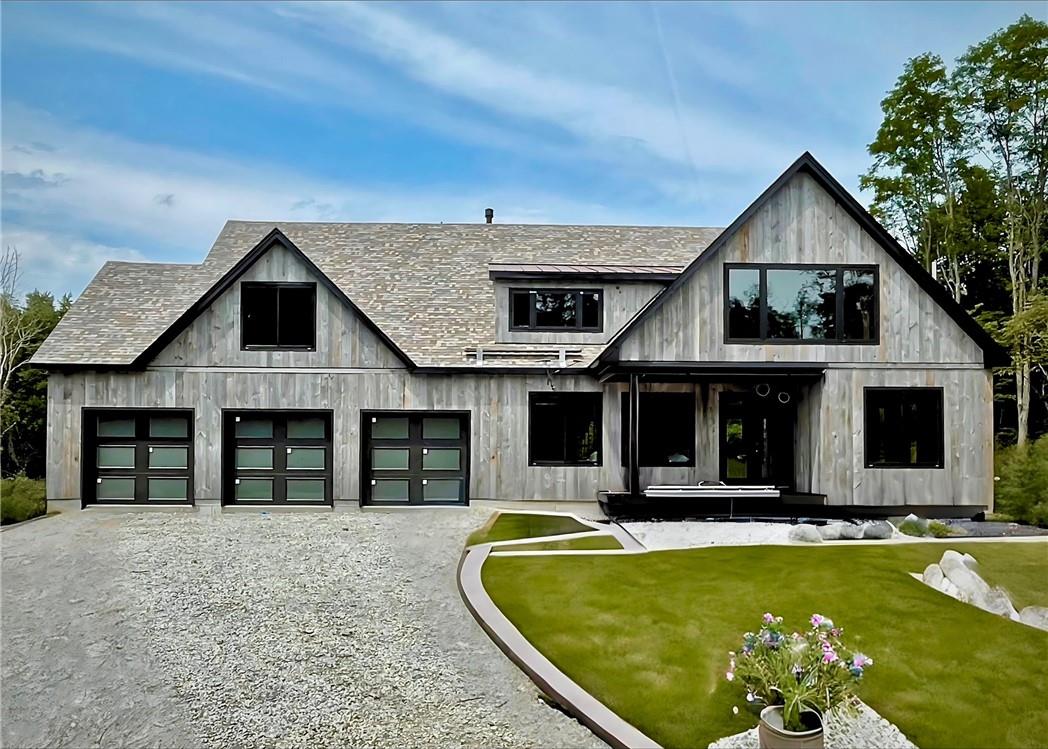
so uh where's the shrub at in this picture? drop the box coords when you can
[0,476,46,525]
[727,613,871,731]
[994,436,1048,527]
[928,520,952,538]
[897,518,927,537]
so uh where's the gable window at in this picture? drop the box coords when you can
[864,388,944,468]
[510,289,602,331]
[620,392,695,467]
[241,282,317,349]
[528,392,602,465]
[724,264,878,343]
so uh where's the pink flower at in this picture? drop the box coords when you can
[823,649,839,664]
[853,653,872,668]
[763,612,775,624]
[726,671,735,681]
[810,614,825,627]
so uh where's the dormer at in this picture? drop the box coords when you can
[488,262,682,345]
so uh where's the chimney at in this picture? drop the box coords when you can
[484,207,494,224]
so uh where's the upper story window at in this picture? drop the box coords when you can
[528,392,602,466]
[864,388,943,468]
[725,264,877,343]
[510,289,602,331]
[241,282,317,350]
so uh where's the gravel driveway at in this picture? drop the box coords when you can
[2,507,604,749]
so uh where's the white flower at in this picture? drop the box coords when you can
[732,706,739,715]
[726,671,735,681]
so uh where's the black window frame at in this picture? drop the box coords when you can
[509,288,603,332]
[723,263,879,344]
[82,408,195,506]
[527,392,603,466]
[619,391,696,467]
[863,387,945,469]
[240,281,318,351]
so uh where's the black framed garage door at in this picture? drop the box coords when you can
[223,410,333,505]
[82,409,194,505]
[360,410,470,506]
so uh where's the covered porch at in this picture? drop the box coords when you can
[596,361,830,520]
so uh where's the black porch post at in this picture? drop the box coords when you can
[628,372,640,498]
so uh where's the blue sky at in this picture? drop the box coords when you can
[1,1,1041,297]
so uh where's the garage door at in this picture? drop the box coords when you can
[84,409,194,505]
[224,411,332,505]
[361,411,470,506]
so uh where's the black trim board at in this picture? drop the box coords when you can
[131,228,415,369]
[597,152,1008,369]
[490,269,678,283]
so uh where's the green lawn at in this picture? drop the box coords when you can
[496,535,623,552]
[466,512,595,546]
[483,541,1048,749]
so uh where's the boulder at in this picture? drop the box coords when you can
[921,563,945,589]
[838,523,863,540]
[973,588,1020,620]
[818,523,843,540]
[788,524,823,543]
[961,552,979,571]
[862,521,893,540]
[940,551,993,604]
[940,579,962,600]
[1019,606,1048,631]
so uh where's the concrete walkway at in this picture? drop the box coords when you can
[1,507,605,749]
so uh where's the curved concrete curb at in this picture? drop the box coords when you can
[458,543,661,749]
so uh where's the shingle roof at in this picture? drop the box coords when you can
[32,221,723,368]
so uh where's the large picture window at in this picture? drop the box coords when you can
[528,392,602,465]
[510,289,602,331]
[620,392,695,467]
[725,264,877,343]
[241,282,317,350]
[864,388,944,468]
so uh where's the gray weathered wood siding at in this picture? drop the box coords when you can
[151,243,405,369]
[617,172,984,365]
[46,369,614,502]
[494,280,664,345]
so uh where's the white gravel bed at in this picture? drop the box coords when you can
[623,521,795,549]
[113,510,604,749]
[708,701,917,748]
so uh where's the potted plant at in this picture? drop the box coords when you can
[726,613,873,749]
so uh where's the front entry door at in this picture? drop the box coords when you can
[719,392,794,488]
[361,411,470,506]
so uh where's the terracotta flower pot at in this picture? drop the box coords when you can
[757,705,824,749]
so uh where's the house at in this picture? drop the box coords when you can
[33,153,1004,515]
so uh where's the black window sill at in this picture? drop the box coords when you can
[725,338,879,346]
[241,345,317,352]
[511,327,603,333]
[865,463,944,470]
[529,461,603,468]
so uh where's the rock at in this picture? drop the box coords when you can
[789,524,823,543]
[974,588,1020,620]
[818,523,843,540]
[838,523,864,540]
[862,521,893,540]
[940,551,992,603]
[961,552,979,571]
[1019,606,1048,631]
[922,563,945,588]
[940,579,962,600]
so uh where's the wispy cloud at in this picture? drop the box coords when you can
[2,105,662,296]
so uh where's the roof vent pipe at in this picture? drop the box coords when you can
[485,208,494,224]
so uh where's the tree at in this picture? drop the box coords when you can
[860,53,968,299]
[954,14,1048,445]
[0,247,70,477]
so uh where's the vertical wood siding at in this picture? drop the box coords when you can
[617,172,985,365]
[151,244,405,369]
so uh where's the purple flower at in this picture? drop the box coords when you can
[763,612,775,624]
[853,653,872,668]
[823,649,839,664]
[810,614,825,628]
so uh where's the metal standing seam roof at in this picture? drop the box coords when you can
[32,221,723,369]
